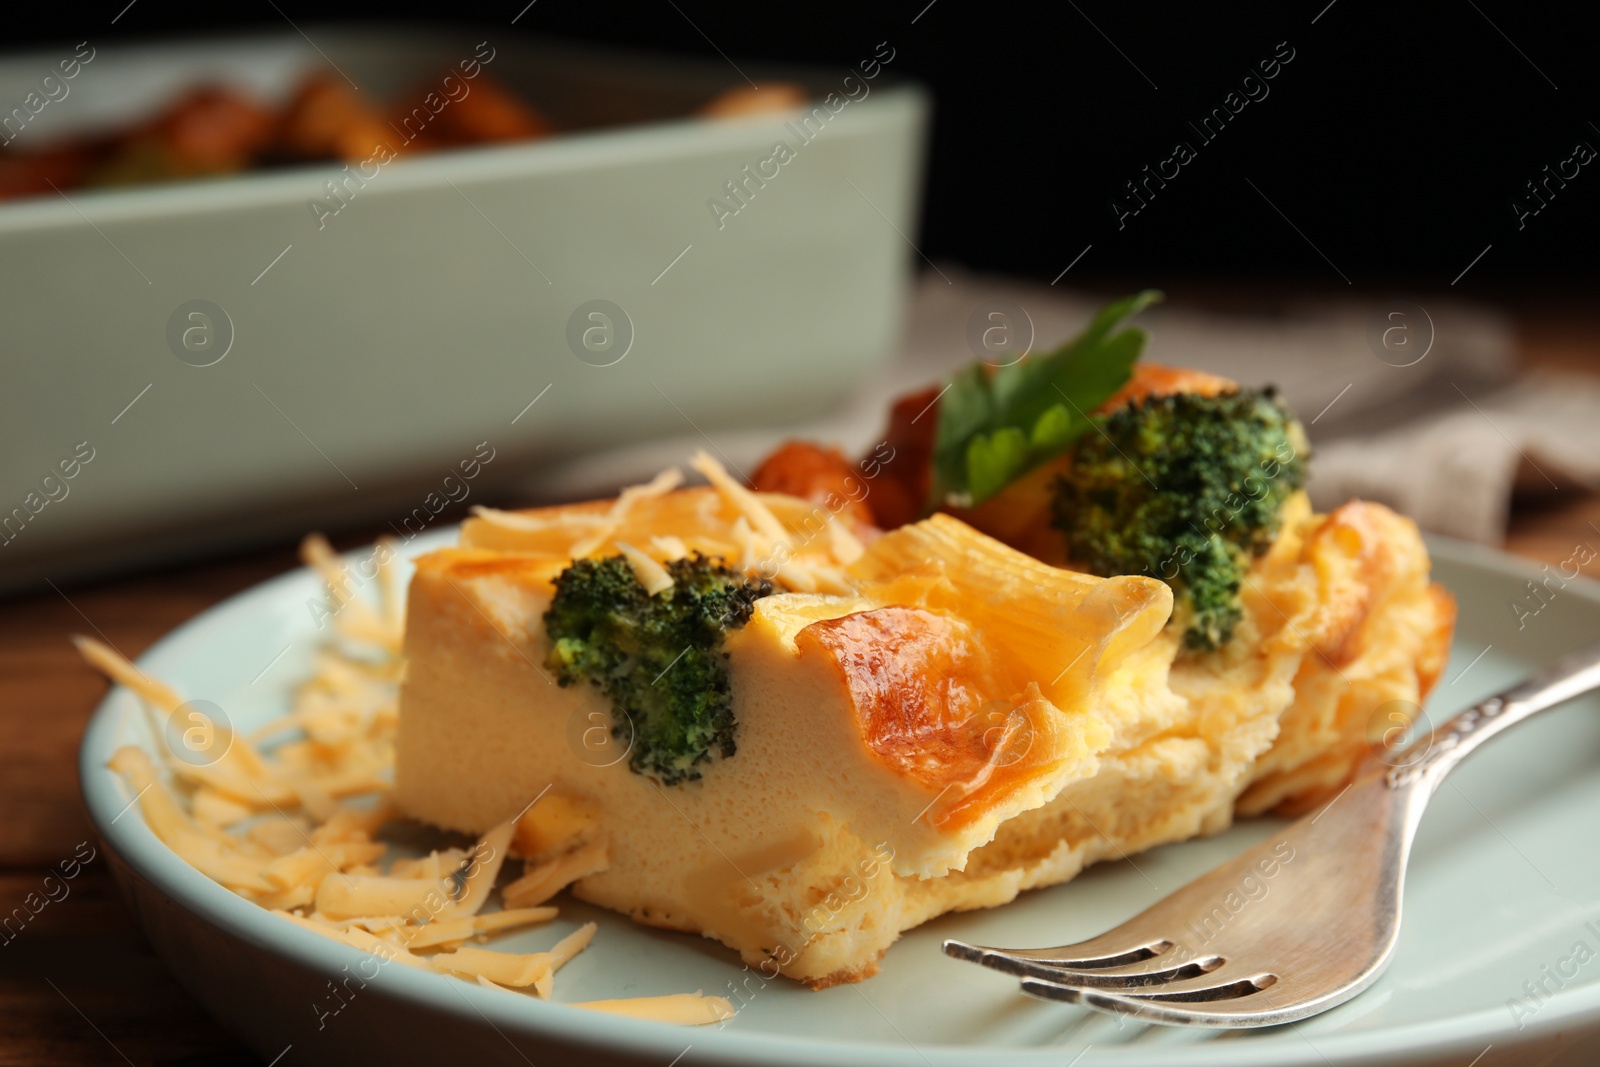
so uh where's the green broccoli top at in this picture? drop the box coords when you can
[1051,389,1308,652]
[543,553,773,785]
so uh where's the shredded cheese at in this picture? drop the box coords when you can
[107,747,277,891]
[468,454,861,601]
[570,467,685,558]
[429,923,595,995]
[730,516,758,572]
[502,841,609,909]
[432,944,550,987]
[73,636,184,714]
[264,842,385,891]
[450,818,516,918]
[828,517,866,565]
[469,505,610,532]
[79,588,595,992]
[341,925,430,969]
[615,542,675,596]
[376,536,404,636]
[299,535,402,655]
[389,848,464,881]
[513,794,596,858]
[468,906,560,935]
[248,816,312,856]
[688,450,786,543]
[574,993,736,1025]
[315,874,451,920]
[400,916,476,950]
[397,906,563,951]
[649,535,690,561]
[78,576,603,998]
[192,788,255,828]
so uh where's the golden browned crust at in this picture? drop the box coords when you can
[804,955,884,990]
[1248,580,1456,821]
[621,907,700,934]
[1236,499,1457,817]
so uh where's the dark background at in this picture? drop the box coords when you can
[9,0,1598,291]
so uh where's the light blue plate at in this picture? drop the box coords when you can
[80,531,1600,1066]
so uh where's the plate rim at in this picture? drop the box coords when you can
[77,528,1600,1066]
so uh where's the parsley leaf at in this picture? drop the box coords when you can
[929,290,1162,508]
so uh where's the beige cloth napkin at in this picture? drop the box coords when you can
[526,269,1600,545]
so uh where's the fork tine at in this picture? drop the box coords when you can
[1023,970,1276,1006]
[1021,975,1299,1029]
[982,950,1225,986]
[942,935,1172,969]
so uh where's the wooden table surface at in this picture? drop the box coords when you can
[3,300,1597,1065]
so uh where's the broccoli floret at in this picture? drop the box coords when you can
[543,553,772,785]
[1051,389,1308,652]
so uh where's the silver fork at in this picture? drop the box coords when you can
[944,640,1600,1028]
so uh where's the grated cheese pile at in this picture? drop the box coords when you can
[83,526,733,1026]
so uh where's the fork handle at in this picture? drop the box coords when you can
[1389,639,1600,791]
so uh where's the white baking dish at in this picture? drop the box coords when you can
[0,26,926,592]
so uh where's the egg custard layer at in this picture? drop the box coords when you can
[395,460,1448,987]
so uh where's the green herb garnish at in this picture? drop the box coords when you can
[929,290,1162,509]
